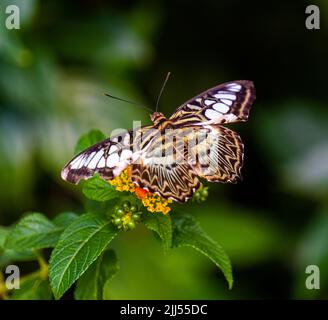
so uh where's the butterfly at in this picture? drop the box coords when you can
[61,80,256,202]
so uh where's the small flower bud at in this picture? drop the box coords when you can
[122,201,130,212]
[113,218,122,226]
[116,209,124,216]
[127,221,136,230]
[193,185,209,203]
[130,205,137,213]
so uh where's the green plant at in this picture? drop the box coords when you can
[0,130,232,300]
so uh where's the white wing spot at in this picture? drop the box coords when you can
[204,99,215,106]
[217,90,231,94]
[88,150,104,169]
[187,104,201,110]
[205,109,222,120]
[227,83,241,88]
[109,145,118,154]
[221,99,232,106]
[212,103,230,113]
[229,87,241,92]
[121,149,132,161]
[97,157,106,168]
[84,151,97,165]
[70,155,84,169]
[227,83,242,92]
[214,93,236,100]
[107,153,120,168]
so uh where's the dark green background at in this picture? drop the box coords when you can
[0,0,327,299]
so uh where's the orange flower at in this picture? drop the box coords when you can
[135,187,148,199]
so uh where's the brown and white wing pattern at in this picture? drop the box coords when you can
[131,128,200,202]
[61,130,136,184]
[61,80,255,203]
[187,125,244,183]
[169,80,255,126]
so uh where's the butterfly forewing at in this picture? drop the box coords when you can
[169,80,255,126]
[61,130,136,184]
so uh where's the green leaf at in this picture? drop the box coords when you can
[75,129,106,154]
[75,249,119,300]
[0,227,8,255]
[52,212,78,227]
[5,213,68,251]
[0,248,36,269]
[172,213,233,289]
[82,175,119,202]
[0,248,36,268]
[10,274,52,300]
[49,213,119,299]
[143,212,172,254]
[0,212,77,268]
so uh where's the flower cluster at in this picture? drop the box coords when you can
[111,201,142,231]
[136,189,173,215]
[109,167,173,214]
[192,184,209,203]
[109,167,136,193]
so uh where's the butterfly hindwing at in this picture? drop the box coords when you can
[187,125,244,183]
[169,80,255,125]
[131,128,200,202]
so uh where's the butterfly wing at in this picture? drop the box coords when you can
[130,123,243,200]
[131,128,200,202]
[169,80,255,125]
[187,125,244,183]
[61,130,139,184]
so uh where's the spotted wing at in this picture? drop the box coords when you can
[61,130,138,184]
[131,128,201,202]
[169,80,255,125]
[188,125,244,183]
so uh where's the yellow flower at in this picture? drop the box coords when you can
[109,166,173,214]
[109,167,135,192]
[121,212,133,225]
[141,193,173,215]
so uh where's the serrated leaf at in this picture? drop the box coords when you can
[75,129,106,154]
[82,175,119,202]
[49,213,119,299]
[75,249,119,300]
[52,212,78,227]
[172,213,233,289]
[143,212,172,254]
[5,213,67,251]
[10,274,52,300]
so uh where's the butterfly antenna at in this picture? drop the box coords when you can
[155,72,171,112]
[104,93,154,112]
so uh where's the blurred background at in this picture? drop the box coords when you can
[0,0,328,299]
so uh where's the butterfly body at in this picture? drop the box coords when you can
[61,80,255,202]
